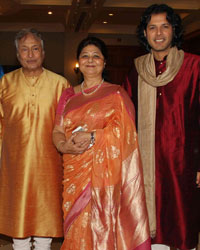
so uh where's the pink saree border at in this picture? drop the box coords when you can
[133,238,151,250]
[60,83,135,124]
[63,181,91,236]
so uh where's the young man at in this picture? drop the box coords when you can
[123,4,200,250]
[0,28,70,250]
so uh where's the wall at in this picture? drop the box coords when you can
[106,45,146,85]
[63,32,88,85]
[43,32,65,75]
[183,30,200,55]
[0,32,17,66]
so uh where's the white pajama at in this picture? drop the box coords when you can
[12,237,31,250]
[152,244,170,250]
[152,244,196,250]
[12,237,52,250]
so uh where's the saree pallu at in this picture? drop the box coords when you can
[57,83,150,250]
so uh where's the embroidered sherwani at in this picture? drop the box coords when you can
[0,68,69,238]
[123,51,200,250]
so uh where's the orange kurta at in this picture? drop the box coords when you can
[0,68,69,238]
[56,83,150,249]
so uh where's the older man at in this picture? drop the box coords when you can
[123,4,200,250]
[0,28,70,250]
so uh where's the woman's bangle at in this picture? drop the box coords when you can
[90,132,95,145]
[57,140,65,152]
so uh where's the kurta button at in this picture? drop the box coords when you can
[159,71,162,74]
[159,92,162,96]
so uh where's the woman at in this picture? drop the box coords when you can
[53,37,150,250]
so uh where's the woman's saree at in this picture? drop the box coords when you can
[56,83,150,250]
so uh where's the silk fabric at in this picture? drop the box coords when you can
[56,83,151,249]
[0,68,69,237]
[123,52,200,249]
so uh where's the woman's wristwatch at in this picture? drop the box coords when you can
[90,131,95,145]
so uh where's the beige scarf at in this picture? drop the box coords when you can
[134,46,184,237]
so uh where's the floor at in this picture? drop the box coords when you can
[0,236,200,249]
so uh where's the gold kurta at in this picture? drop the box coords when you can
[0,68,69,238]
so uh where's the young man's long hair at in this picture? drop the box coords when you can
[137,4,184,52]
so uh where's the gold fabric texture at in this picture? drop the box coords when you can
[60,84,150,249]
[0,68,69,238]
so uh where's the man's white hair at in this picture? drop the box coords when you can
[15,28,44,51]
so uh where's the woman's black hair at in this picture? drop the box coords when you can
[137,4,184,52]
[76,36,108,61]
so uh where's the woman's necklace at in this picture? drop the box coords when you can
[81,78,104,96]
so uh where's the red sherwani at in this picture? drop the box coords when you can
[123,52,200,250]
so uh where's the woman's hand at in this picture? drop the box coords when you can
[59,133,90,154]
[196,172,200,188]
[53,125,90,155]
[72,131,91,144]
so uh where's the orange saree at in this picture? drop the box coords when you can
[56,83,150,250]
